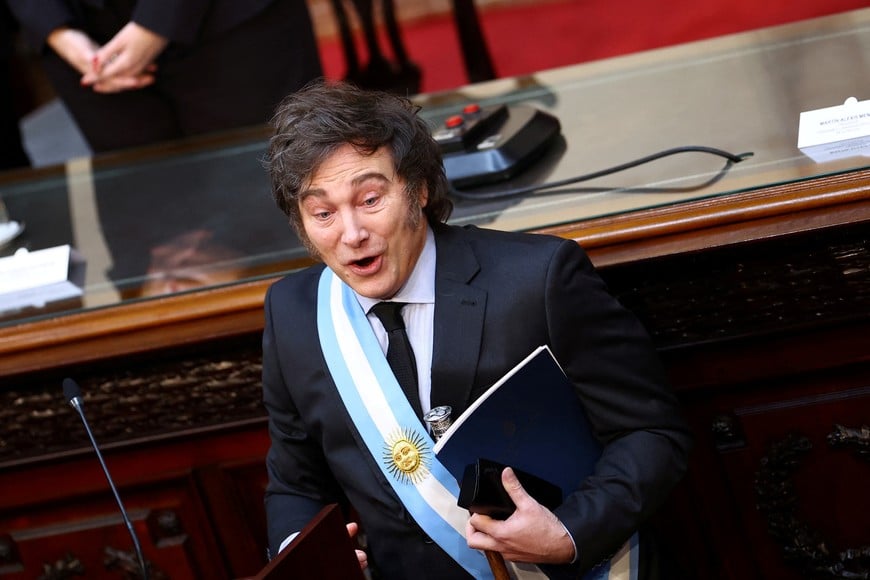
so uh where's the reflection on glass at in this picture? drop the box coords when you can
[138,229,249,297]
[0,196,25,250]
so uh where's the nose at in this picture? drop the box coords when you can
[339,209,369,247]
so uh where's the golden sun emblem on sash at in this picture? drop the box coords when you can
[383,428,430,484]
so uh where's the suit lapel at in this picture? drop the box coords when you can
[430,226,487,416]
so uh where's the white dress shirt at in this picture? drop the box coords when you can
[355,226,436,414]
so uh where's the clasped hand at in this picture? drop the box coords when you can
[47,22,168,93]
[466,467,576,564]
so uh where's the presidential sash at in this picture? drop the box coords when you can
[316,267,638,580]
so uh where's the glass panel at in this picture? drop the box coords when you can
[2,9,869,326]
[417,9,870,230]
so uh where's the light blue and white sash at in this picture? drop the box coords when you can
[317,267,638,580]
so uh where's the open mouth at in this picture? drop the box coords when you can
[354,256,376,268]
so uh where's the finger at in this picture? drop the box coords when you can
[80,55,104,85]
[97,56,129,80]
[468,534,502,553]
[136,74,156,88]
[465,522,499,552]
[346,522,359,539]
[80,63,120,86]
[501,467,534,508]
[94,42,120,65]
[346,522,368,569]
[92,74,154,93]
[356,549,368,570]
[467,511,498,535]
[91,81,120,93]
[92,50,122,77]
[98,59,156,85]
[93,42,132,76]
[91,81,129,93]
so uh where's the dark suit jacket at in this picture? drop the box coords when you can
[262,223,692,579]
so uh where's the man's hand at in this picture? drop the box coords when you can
[46,27,100,75]
[466,467,576,564]
[81,22,168,93]
[346,522,368,570]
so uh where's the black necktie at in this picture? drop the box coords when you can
[371,301,423,419]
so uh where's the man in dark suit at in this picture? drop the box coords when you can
[261,81,692,579]
[5,0,322,152]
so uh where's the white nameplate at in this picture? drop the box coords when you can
[0,245,86,312]
[798,97,870,163]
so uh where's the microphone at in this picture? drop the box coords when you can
[63,378,149,580]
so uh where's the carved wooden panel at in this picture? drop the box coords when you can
[600,222,870,349]
[691,368,870,580]
[593,221,870,580]
[0,474,228,579]
[0,338,264,465]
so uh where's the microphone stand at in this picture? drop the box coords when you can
[64,379,149,580]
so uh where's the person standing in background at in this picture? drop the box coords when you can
[5,0,323,153]
[1,2,30,170]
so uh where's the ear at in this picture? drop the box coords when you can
[418,185,429,209]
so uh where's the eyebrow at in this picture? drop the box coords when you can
[300,171,391,201]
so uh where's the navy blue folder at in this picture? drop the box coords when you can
[433,345,601,499]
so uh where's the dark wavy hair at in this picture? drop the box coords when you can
[265,80,452,241]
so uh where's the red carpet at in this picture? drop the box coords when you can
[317,0,869,94]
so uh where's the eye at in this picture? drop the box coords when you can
[362,195,379,207]
[303,205,333,221]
